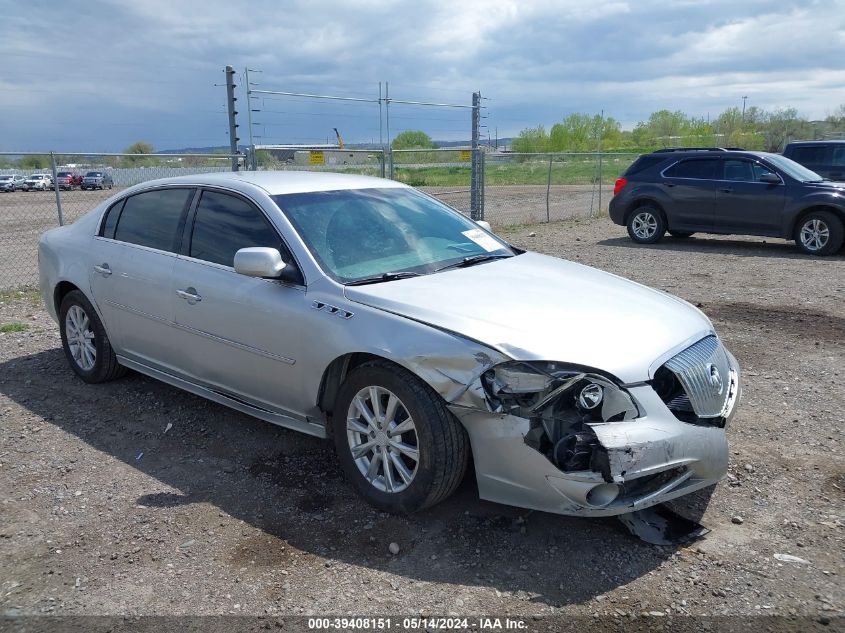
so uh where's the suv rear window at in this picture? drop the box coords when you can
[791,146,827,164]
[624,155,666,176]
[663,159,718,180]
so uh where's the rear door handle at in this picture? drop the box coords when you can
[93,263,112,277]
[177,288,202,303]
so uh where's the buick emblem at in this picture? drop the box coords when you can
[707,364,723,396]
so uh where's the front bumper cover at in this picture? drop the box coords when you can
[448,351,739,517]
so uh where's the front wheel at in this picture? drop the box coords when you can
[627,206,666,243]
[795,211,843,256]
[59,290,127,383]
[332,360,469,514]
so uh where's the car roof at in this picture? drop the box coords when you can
[786,139,845,145]
[653,149,777,160]
[130,170,409,196]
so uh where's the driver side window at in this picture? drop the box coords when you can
[189,190,303,284]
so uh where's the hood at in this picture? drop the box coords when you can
[344,252,713,383]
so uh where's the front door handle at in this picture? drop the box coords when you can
[177,288,202,303]
[93,263,112,277]
[719,187,733,193]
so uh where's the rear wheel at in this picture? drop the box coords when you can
[627,206,666,244]
[59,290,127,383]
[332,360,469,514]
[795,211,843,256]
[669,230,694,238]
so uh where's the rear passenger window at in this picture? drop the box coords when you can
[832,147,845,167]
[791,146,827,164]
[664,159,717,180]
[113,189,194,252]
[189,191,296,271]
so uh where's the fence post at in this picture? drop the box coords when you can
[546,155,552,223]
[50,152,64,226]
[470,91,481,220]
[225,65,240,172]
[388,149,394,180]
[480,150,485,221]
[597,152,603,216]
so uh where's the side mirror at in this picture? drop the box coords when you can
[476,220,492,232]
[759,173,781,184]
[234,247,287,278]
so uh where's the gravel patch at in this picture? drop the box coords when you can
[0,218,842,621]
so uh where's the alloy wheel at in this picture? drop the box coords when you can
[632,211,658,240]
[346,386,419,493]
[799,218,829,252]
[65,305,96,371]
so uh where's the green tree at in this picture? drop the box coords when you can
[121,141,158,167]
[125,141,154,155]
[511,125,549,153]
[19,155,51,169]
[391,131,437,150]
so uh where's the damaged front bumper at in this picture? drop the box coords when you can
[447,348,740,518]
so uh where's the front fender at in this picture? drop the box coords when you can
[783,193,845,237]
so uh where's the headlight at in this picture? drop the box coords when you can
[482,361,641,475]
[483,361,639,422]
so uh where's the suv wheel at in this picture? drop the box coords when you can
[59,290,127,383]
[627,207,666,243]
[332,360,469,514]
[795,211,843,256]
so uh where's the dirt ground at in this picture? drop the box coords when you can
[0,217,842,627]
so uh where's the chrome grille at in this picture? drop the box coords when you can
[663,336,731,418]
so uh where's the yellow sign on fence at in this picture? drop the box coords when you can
[309,151,325,165]
[459,150,472,162]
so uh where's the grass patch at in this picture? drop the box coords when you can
[391,158,636,187]
[0,322,28,333]
[0,288,42,306]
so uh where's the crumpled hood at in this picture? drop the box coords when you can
[344,252,713,383]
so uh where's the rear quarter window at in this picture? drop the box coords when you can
[790,146,828,164]
[624,155,667,176]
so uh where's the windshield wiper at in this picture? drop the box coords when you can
[344,271,422,286]
[433,253,512,273]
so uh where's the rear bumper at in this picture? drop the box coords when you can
[608,196,626,225]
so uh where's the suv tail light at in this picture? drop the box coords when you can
[613,177,628,196]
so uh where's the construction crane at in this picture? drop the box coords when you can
[333,128,344,149]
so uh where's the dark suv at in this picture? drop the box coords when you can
[609,148,845,256]
[783,140,845,181]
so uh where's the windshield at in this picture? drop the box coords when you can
[764,153,823,182]
[0,176,12,181]
[86,172,101,177]
[57,172,71,177]
[273,187,513,283]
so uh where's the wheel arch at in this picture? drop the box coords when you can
[790,204,845,238]
[53,280,81,316]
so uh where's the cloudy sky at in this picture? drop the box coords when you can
[2,0,844,152]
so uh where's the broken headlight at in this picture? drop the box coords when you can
[482,362,641,476]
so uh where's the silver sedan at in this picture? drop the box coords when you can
[38,171,740,522]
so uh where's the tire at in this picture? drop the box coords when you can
[332,360,469,514]
[627,206,666,244]
[669,231,695,238]
[59,290,127,383]
[795,210,844,256]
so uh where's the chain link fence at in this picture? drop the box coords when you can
[0,148,645,291]
[0,152,242,291]
[482,152,640,226]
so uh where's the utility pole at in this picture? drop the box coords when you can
[470,91,481,220]
[742,96,748,121]
[225,66,240,171]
